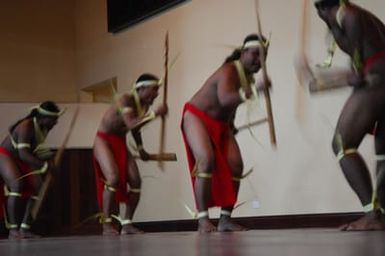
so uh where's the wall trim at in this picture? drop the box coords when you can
[61,212,365,235]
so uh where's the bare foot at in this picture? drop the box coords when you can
[341,212,385,231]
[8,229,21,240]
[198,218,217,233]
[217,217,248,232]
[102,223,119,236]
[120,224,144,235]
[19,230,41,239]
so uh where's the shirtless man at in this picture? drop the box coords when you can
[181,34,270,233]
[313,0,385,230]
[93,73,167,235]
[0,101,62,239]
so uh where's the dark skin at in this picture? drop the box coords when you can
[315,2,385,230]
[0,115,57,239]
[183,46,269,233]
[93,85,167,235]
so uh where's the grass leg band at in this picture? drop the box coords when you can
[195,172,212,179]
[6,191,22,197]
[220,210,232,216]
[191,165,212,179]
[21,223,31,229]
[31,195,39,201]
[363,203,374,213]
[7,223,18,229]
[104,184,117,192]
[337,148,357,161]
[129,188,141,193]
[4,186,22,197]
[232,169,254,182]
[111,214,132,225]
[103,217,112,224]
[197,211,209,219]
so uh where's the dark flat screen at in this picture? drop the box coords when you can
[107,0,188,33]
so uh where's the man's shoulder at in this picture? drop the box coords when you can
[218,62,238,78]
[116,92,135,106]
[18,118,33,130]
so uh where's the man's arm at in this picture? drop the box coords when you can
[217,65,248,107]
[117,94,148,130]
[131,127,150,161]
[342,9,365,85]
[17,121,47,170]
[331,8,365,84]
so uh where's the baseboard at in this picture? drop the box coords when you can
[134,212,364,232]
[0,212,365,237]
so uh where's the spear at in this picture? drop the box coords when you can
[255,0,277,147]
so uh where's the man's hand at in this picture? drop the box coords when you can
[155,104,168,117]
[347,73,365,88]
[139,148,150,161]
[256,77,272,92]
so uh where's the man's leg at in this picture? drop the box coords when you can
[218,135,248,232]
[0,155,25,239]
[183,111,216,233]
[374,119,385,221]
[19,174,43,239]
[19,196,40,239]
[332,92,383,230]
[94,137,120,235]
[120,156,143,234]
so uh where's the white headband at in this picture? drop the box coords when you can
[135,79,162,89]
[31,106,65,117]
[242,40,269,49]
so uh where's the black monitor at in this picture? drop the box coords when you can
[107,0,189,33]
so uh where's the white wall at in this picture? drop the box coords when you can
[1,0,384,222]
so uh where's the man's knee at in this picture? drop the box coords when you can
[7,180,25,194]
[231,161,244,178]
[331,135,341,156]
[195,155,215,173]
[104,173,119,188]
[129,176,142,190]
[332,133,358,160]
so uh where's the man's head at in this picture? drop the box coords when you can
[135,73,161,105]
[314,0,345,24]
[240,34,269,73]
[33,101,62,130]
[314,0,341,9]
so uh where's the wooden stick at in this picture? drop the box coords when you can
[237,117,268,132]
[295,0,309,122]
[134,153,177,161]
[255,0,277,147]
[31,104,80,220]
[158,32,169,170]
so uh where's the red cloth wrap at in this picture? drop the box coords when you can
[362,51,385,135]
[181,103,236,208]
[363,51,385,75]
[0,147,35,218]
[93,131,129,209]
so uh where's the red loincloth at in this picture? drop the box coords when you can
[362,51,385,135]
[181,103,236,208]
[0,147,35,218]
[93,131,129,209]
[363,51,385,75]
